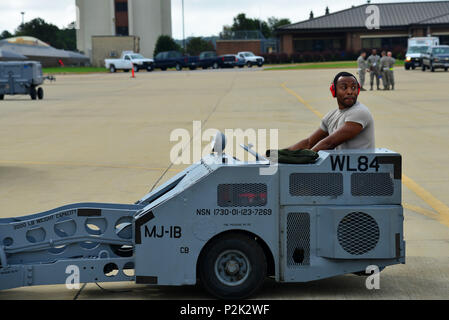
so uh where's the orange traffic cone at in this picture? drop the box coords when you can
[132,64,135,78]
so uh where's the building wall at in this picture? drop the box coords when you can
[131,0,172,58]
[281,34,293,54]
[76,0,171,60]
[279,25,449,56]
[91,36,140,67]
[76,0,114,58]
[216,40,261,56]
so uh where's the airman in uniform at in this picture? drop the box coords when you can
[386,51,396,90]
[367,49,381,90]
[379,51,389,90]
[357,51,368,91]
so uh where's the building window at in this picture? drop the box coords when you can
[114,0,129,36]
[116,26,129,36]
[293,38,344,52]
[362,38,381,49]
[115,2,128,12]
[440,35,449,45]
[362,37,407,50]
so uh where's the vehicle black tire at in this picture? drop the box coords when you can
[30,86,37,100]
[0,94,4,100]
[238,65,244,68]
[37,87,44,100]
[146,65,154,72]
[133,65,140,73]
[109,65,116,73]
[247,61,252,68]
[431,63,435,72]
[412,65,416,70]
[405,65,410,70]
[176,63,182,71]
[422,65,426,71]
[212,62,219,69]
[257,63,263,67]
[161,67,167,71]
[198,233,267,300]
[445,68,448,72]
[189,66,197,70]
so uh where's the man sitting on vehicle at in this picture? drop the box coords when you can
[287,72,375,152]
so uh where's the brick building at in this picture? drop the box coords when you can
[277,1,449,56]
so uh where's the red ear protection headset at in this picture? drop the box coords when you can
[330,80,361,98]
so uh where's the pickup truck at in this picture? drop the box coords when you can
[237,51,265,67]
[154,51,199,71]
[105,51,154,73]
[422,45,449,72]
[198,51,236,69]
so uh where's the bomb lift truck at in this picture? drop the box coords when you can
[0,133,405,299]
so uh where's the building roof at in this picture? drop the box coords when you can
[278,1,449,31]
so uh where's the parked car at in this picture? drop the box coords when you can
[216,55,245,68]
[197,52,237,69]
[154,51,199,71]
[422,45,449,72]
[237,51,265,67]
[105,51,154,73]
[233,55,246,68]
[198,51,221,69]
[404,37,439,70]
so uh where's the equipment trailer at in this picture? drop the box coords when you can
[0,61,51,101]
[0,135,405,299]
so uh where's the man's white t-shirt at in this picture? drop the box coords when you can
[320,101,375,150]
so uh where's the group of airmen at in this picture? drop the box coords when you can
[357,49,396,91]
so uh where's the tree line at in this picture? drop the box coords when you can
[1,13,292,57]
[0,18,76,51]
[154,13,291,57]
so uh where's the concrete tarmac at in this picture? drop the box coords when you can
[0,67,448,299]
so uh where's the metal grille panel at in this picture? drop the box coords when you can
[351,173,394,196]
[337,212,380,255]
[287,213,310,266]
[289,173,343,197]
[217,183,267,207]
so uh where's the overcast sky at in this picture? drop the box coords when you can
[0,0,443,39]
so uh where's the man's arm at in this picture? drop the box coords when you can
[288,128,328,151]
[311,122,363,152]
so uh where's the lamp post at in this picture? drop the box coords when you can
[182,0,185,51]
[21,12,25,26]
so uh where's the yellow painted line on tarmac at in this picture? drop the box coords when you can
[281,82,449,228]
[0,160,181,173]
[281,82,324,118]
[403,202,439,219]
[402,175,449,228]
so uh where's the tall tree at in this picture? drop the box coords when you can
[0,30,13,40]
[186,37,214,56]
[231,13,271,38]
[14,18,76,50]
[219,25,233,40]
[153,35,181,57]
[220,14,291,39]
[267,17,291,34]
